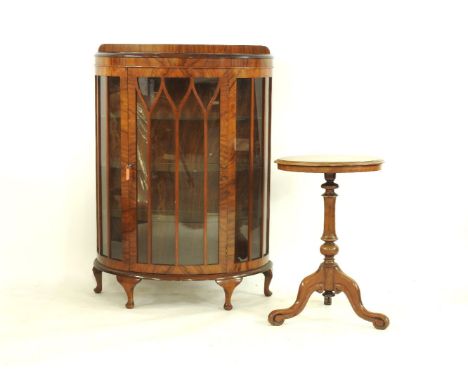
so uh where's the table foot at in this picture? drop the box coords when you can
[268,267,324,326]
[335,267,389,330]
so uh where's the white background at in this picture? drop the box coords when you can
[1,0,468,379]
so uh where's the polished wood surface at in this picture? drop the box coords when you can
[263,269,273,297]
[94,258,272,281]
[94,259,272,310]
[216,277,243,311]
[96,45,273,70]
[275,155,383,173]
[95,56,273,70]
[268,166,389,329]
[276,155,383,166]
[98,44,270,55]
[92,266,102,293]
[94,45,272,311]
[116,275,141,309]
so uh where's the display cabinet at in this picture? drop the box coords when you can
[92,44,273,310]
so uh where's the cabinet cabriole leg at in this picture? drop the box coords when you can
[116,275,141,309]
[216,277,243,311]
[93,266,102,293]
[263,269,273,297]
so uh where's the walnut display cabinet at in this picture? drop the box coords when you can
[92,44,273,310]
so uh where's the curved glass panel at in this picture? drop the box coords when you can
[99,77,109,257]
[235,79,251,262]
[251,78,264,260]
[98,76,121,260]
[235,78,270,262]
[108,77,122,260]
[136,96,148,263]
[207,90,220,265]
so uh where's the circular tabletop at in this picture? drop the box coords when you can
[275,155,383,173]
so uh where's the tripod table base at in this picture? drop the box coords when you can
[269,156,389,329]
[268,262,389,329]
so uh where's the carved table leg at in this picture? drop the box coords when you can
[268,172,389,329]
[92,266,102,293]
[335,267,389,329]
[268,266,325,326]
[116,275,141,309]
[263,269,273,297]
[216,277,242,311]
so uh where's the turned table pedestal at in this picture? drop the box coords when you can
[268,155,389,329]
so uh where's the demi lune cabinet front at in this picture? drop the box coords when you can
[93,44,272,311]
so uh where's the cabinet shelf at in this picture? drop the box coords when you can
[149,163,220,172]
[147,118,221,122]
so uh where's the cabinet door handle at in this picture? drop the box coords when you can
[125,163,136,181]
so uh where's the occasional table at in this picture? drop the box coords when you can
[268,155,389,329]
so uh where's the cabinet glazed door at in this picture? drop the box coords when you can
[128,69,225,274]
[95,68,129,270]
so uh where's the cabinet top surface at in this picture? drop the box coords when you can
[97,44,271,58]
[275,155,383,173]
